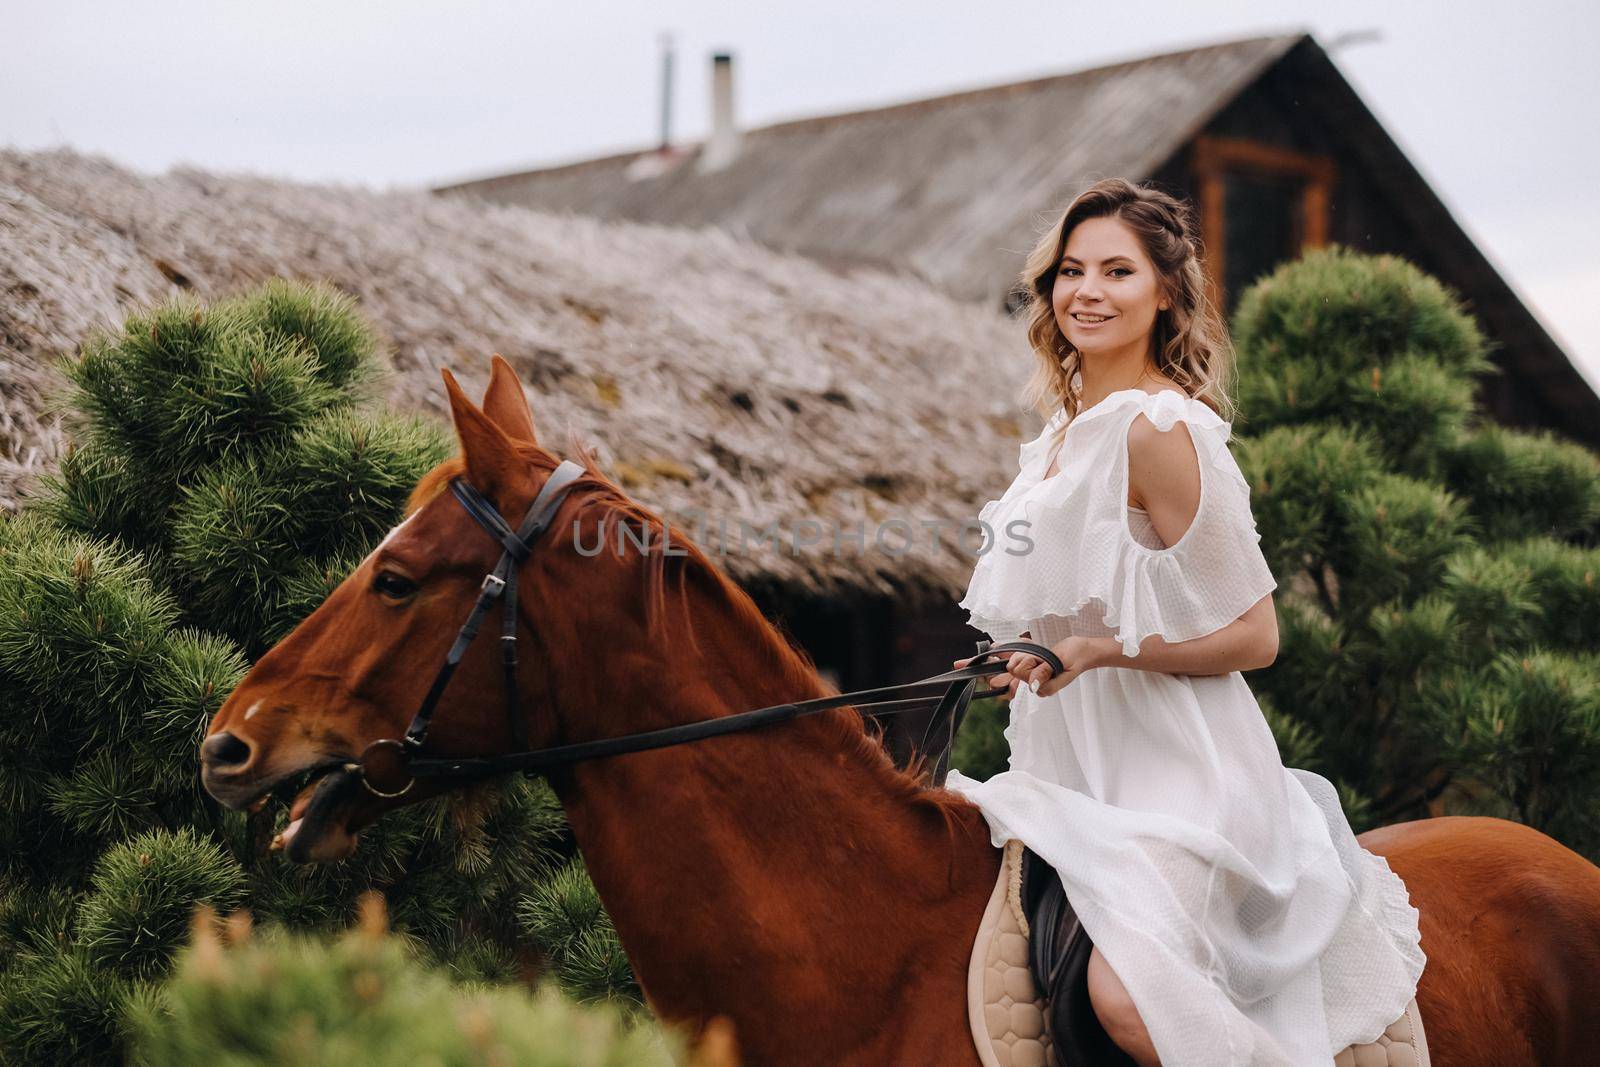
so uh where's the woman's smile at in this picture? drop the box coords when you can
[1070,310,1117,328]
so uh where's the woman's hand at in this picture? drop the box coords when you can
[952,636,1105,699]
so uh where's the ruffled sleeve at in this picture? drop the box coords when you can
[960,410,1068,644]
[959,390,1277,657]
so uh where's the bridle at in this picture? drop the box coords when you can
[345,459,1064,799]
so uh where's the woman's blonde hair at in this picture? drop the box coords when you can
[1018,178,1236,425]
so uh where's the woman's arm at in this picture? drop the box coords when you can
[1084,592,1278,676]
[1111,411,1278,675]
[975,596,1276,699]
[1001,596,1276,698]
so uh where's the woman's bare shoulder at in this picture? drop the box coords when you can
[1125,394,1201,521]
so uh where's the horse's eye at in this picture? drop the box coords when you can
[373,571,418,600]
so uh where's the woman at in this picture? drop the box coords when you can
[944,179,1425,1066]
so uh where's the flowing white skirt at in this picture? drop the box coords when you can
[945,662,1426,1066]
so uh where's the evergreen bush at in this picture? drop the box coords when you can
[1237,248,1600,851]
[0,281,638,1063]
[517,863,642,1006]
[127,899,684,1067]
[76,829,248,980]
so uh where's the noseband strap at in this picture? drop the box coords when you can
[349,458,1063,798]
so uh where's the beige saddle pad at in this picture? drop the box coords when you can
[966,839,1431,1067]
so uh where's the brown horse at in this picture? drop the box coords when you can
[201,356,1600,1065]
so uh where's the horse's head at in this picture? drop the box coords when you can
[200,355,608,861]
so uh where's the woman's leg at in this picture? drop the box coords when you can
[1087,946,1161,1067]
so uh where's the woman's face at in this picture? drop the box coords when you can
[1051,215,1165,358]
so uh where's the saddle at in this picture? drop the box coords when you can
[1018,845,1137,1067]
[965,842,1432,1067]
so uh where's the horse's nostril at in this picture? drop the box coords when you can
[202,731,252,770]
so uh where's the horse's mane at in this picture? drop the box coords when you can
[405,442,978,838]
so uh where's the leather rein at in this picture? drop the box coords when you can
[345,459,1064,798]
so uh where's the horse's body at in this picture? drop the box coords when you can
[200,357,1600,1065]
[1362,817,1600,1065]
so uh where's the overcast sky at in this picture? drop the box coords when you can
[8,0,1597,387]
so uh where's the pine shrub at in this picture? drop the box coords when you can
[0,946,152,1065]
[76,829,248,980]
[516,862,641,1006]
[0,515,239,883]
[1235,251,1600,846]
[127,902,682,1067]
[0,281,639,1063]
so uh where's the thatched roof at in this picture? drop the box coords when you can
[438,34,1302,306]
[0,148,1035,600]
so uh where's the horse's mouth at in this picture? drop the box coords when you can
[271,762,370,863]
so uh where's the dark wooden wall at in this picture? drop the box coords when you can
[1143,50,1597,447]
[750,588,983,694]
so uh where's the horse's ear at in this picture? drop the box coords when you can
[482,353,538,444]
[442,367,522,500]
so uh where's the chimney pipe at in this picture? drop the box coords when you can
[657,32,674,151]
[699,51,740,173]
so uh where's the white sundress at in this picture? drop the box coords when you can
[944,388,1426,1067]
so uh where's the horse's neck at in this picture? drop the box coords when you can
[545,612,998,1036]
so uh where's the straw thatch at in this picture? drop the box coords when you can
[1,148,1036,599]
